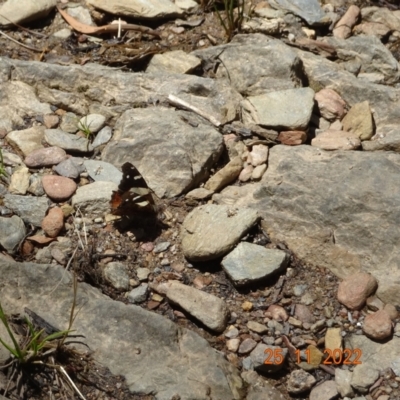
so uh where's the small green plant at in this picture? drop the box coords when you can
[77,117,93,139]
[213,0,250,41]
[0,302,72,364]
[0,147,8,179]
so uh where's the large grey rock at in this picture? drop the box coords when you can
[193,34,304,96]
[102,108,224,198]
[242,88,315,130]
[2,58,241,127]
[221,242,289,286]
[87,0,184,19]
[268,0,325,25]
[3,194,49,227]
[213,145,400,305]
[0,0,56,26]
[0,256,243,400]
[166,281,229,333]
[297,49,400,139]
[323,35,400,85]
[0,215,26,253]
[181,204,259,262]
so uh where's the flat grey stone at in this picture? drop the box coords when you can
[214,145,400,305]
[0,215,26,253]
[83,160,122,184]
[268,0,325,25]
[3,194,49,227]
[78,114,106,134]
[127,284,148,303]
[71,181,118,214]
[243,87,315,130]
[45,129,93,153]
[222,242,289,286]
[323,35,400,85]
[350,364,379,393]
[0,0,56,26]
[146,50,201,74]
[87,0,184,19]
[166,281,229,333]
[181,204,259,262]
[193,34,303,97]
[335,368,354,398]
[92,126,112,148]
[102,108,224,198]
[53,157,85,179]
[250,343,287,373]
[0,256,243,400]
[103,262,130,290]
[6,126,45,156]
[309,380,338,400]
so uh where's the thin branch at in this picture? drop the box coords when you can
[0,29,41,52]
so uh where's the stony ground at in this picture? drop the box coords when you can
[1,0,400,399]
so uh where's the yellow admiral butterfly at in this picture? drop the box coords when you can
[110,162,158,216]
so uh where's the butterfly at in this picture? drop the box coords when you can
[110,162,158,216]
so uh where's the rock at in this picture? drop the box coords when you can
[103,108,224,198]
[294,304,314,324]
[383,303,399,321]
[127,284,148,303]
[181,204,259,262]
[242,18,283,36]
[361,6,400,33]
[324,35,400,85]
[362,132,400,152]
[71,181,118,215]
[6,126,45,156]
[268,0,325,26]
[335,368,354,398]
[366,295,384,311]
[238,338,258,355]
[44,129,93,153]
[136,267,151,281]
[278,130,307,145]
[314,88,346,121]
[204,156,243,192]
[337,272,378,310]
[54,157,85,179]
[103,262,130,290]
[242,88,315,130]
[42,175,77,201]
[286,369,316,394]
[311,129,361,150]
[59,112,79,133]
[309,380,338,400]
[92,126,112,148]
[146,50,201,74]
[24,146,67,168]
[325,328,342,353]
[251,164,267,180]
[247,321,268,334]
[0,216,26,253]
[166,281,229,333]
[354,21,391,38]
[8,166,29,195]
[185,188,213,200]
[86,0,184,19]
[3,194,48,227]
[41,207,64,238]
[250,343,287,373]
[214,145,400,305]
[350,364,380,393]
[226,339,240,352]
[78,114,106,134]
[333,5,360,39]
[193,34,303,97]
[341,101,374,141]
[83,160,122,184]
[239,165,253,182]
[0,257,243,399]
[363,310,393,340]
[43,114,59,129]
[153,242,170,253]
[221,242,289,286]
[248,144,268,166]
[0,0,56,26]
[268,305,288,322]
